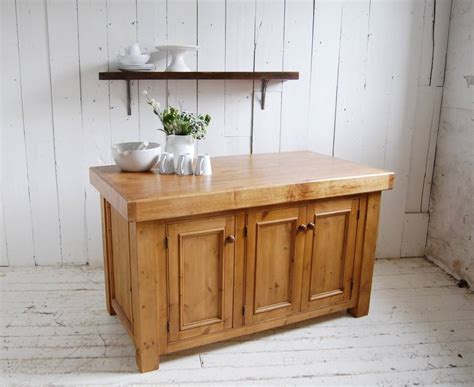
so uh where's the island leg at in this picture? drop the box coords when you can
[130,221,161,372]
[349,192,381,318]
[100,197,115,316]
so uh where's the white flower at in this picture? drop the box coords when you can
[151,100,160,110]
[142,90,148,96]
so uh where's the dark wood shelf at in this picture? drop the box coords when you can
[99,71,299,81]
[99,71,299,114]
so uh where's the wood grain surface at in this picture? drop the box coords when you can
[90,151,394,222]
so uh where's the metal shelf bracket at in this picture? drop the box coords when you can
[260,79,269,110]
[126,80,132,116]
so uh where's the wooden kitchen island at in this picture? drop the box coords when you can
[90,151,394,372]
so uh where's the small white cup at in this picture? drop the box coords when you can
[177,153,193,176]
[159,152,175,174]
[127,42,141,56]
[195,154,212,176]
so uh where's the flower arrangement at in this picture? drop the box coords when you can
[143,91,211,140]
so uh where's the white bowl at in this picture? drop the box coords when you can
[118,54,151,65]
[112,142,161,172]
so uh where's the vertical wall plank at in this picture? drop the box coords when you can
[224,0,255,151]
[223,136,252,156]
[1,0,35,265]
[330,0,427,258]
[418,0,452,86]
[107,0,139,144]
[333,0,370,161]
[431,0,451,87]
[252,0,285,154]
[167,0,197,111]
[253,0,285,72]
[401,212,429,257]
[307,1,342,156]
[419,0,435,85]
[47,0,87,265]
[137,0,167,145]
[406,86,442,212]
[197,0,226,156]
[403,0,451,256]
[404,0,451,216]
[377,0,425,258]
[226,0,255,72]
[349,0,394,169]
[253,92,284,153]
[16,0,62,265]
[421,92,442,213]
[0,188,8,265]
[279,0,313,151]
[78,0,112,265]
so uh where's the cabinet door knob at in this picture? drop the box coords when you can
[307,222,315,230]
[297,224,307,232]
[226,235,236,243]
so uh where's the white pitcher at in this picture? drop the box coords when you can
[165,134,195,169]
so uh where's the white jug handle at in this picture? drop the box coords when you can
[159,154,166,171]
[198,157,204,175]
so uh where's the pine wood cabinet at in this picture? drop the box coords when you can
[91,151,394,372]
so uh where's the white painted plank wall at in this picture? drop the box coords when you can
[1,0,35,266]
[307,0,343,156]
[332,0,371,163]
[378,0,425,258]
[0,204,7,266]
[223,0,254,154]
[137,0,167,146]
[197,0,226,156]
[108,0,140,144]
[418,0,452,87]
[280,0,313,152]
[47,0,87,265]
[77,0,112,265]
[15,0,62,265]
[402,0,452,257]
[252,0,285,154]
[1,0,452,265]
[167,0,197,112]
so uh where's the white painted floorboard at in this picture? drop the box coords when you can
[1,258,473,385]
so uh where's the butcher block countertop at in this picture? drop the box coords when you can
[90,151,394,222]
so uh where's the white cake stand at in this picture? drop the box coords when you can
[156,45,199,72]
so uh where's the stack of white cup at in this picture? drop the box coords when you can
[159,153,212,176]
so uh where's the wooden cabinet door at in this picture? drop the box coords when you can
[245,207,306,324]
[167,216,235,342]
[301,198,359,311]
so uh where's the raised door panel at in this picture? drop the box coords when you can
[245,207,306,324]
[167,216,235,342]
[301,198,359,311]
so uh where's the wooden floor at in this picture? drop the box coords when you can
[1,258,473,386]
